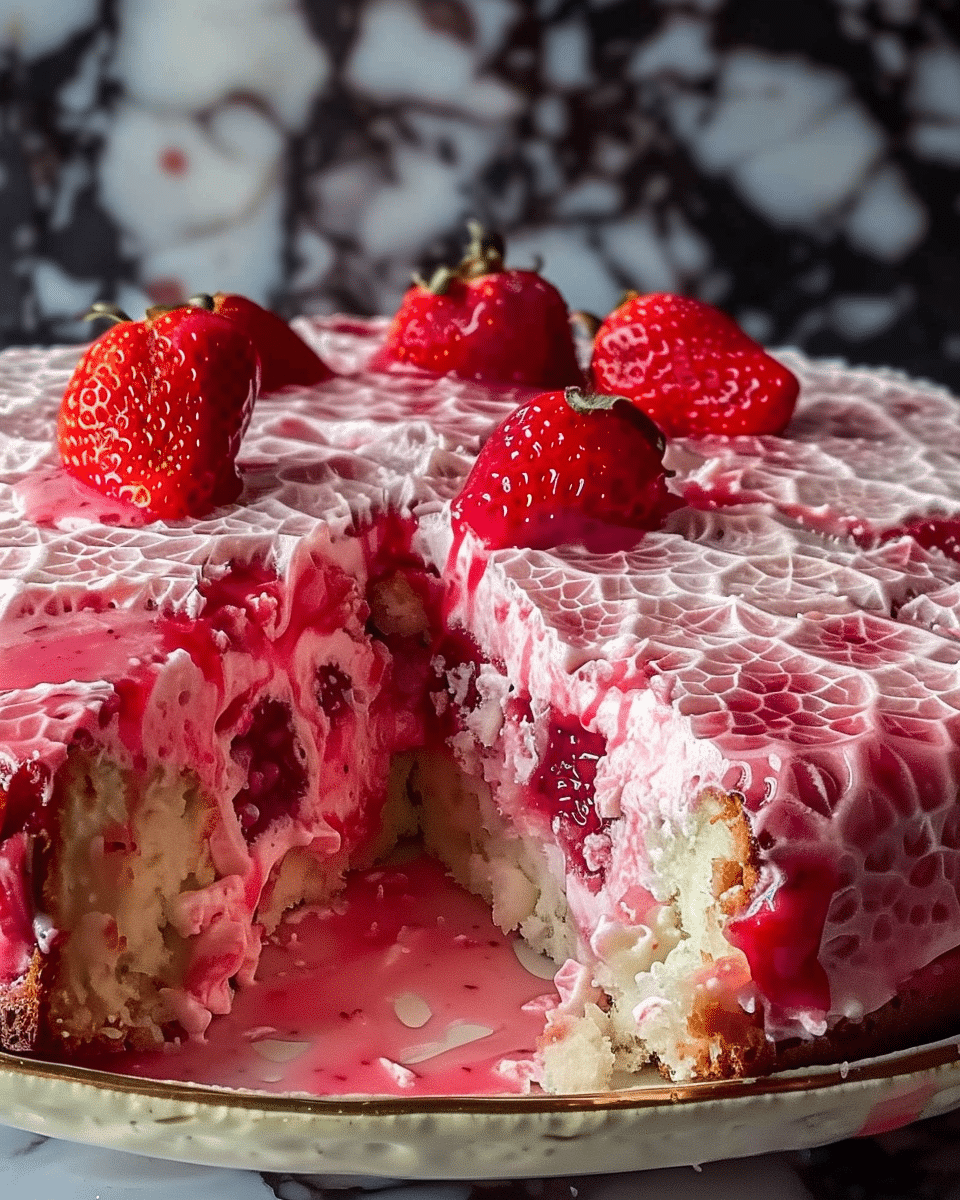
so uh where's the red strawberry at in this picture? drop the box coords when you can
[451,386,669,554]
[591,292,799,438]
[202,292,333,395]
[369,222,583,388]
[57,303,259,519]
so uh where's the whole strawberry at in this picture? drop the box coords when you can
[57,303,259,519]
[591,292,799,438]
[451,387,669,554]
[197,292,333,395]
[369,222,583,388]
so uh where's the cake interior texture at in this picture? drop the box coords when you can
[4,322,960,1089]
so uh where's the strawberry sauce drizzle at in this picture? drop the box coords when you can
[725,857,839,1013]
[0,762,50,841]
[430,627,486,735]
[229,699,308,839]
[528,714,608,885]
[877,515,960,561]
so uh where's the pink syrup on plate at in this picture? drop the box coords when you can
[104,855,559,1096]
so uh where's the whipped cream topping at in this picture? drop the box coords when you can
[677,353,960,540]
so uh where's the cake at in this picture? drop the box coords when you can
[4,281,960,1091]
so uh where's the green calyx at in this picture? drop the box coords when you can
[563,386,667,454]
[413,265,458,295]
[85,293,217,325]
[412,219,507,295]
[146,293,216,320]
[460,218,505,278]
[84,301,132,325]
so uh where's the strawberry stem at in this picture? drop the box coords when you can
[84,302,132,325]
[564,386,629,414]
[564,387,666,452]
[461,220,504,278]
[412,220,507,294]
[417,266,457,296]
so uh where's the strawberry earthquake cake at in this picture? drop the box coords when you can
[3,225,960,1091]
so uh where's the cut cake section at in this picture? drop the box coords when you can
[405,350,960,1084]
[0,541,423,1054]
[0,344,455,1055]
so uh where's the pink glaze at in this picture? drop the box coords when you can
[725,857,839,1013]
[14,465,152,528]
[107,855,556,1096]
[0,609,162,692]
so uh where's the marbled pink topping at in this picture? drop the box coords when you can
[0,607,164,813]
[5,323,960,1050]
[676,353,960,553]
[0,608,162,692]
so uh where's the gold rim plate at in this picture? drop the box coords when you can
[1,1036,960,1177]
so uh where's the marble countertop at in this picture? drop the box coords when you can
[3,1,959,392]
[3,1114,960,1200]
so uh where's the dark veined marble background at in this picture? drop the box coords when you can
[1,0,959,389]
[3,5,960,1197]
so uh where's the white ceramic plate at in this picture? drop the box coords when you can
[2,1037,960,1178]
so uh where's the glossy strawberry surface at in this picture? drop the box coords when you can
[451,386,669,553]
[211,292,333,395]
[57,306,259,519]
[591,292,799,438]
[369,224,583,388]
